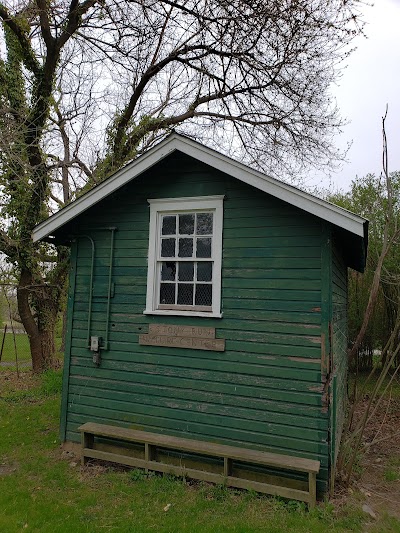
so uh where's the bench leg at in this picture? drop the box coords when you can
[224,458,232,478]
[308,472,317,509]
[145,443,156,472]
[81,432,94,466]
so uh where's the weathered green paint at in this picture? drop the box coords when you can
[320,226,332,386]
[68,379,327,427]
[58,151,354,495]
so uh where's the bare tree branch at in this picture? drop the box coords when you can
[0,0,366,371]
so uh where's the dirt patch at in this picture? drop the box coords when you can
[334,395,400,521]
[0,370,40,396]
[61,441,81,456]
[356,397,400,520]
[0,462,18,476]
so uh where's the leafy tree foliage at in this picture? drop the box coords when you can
[329,172,400,369]
[0,0,365,371]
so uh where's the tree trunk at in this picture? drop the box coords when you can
[60,306,67,353]
[29,327,57,373]
[17,268,59,373]
[348,241,390,365]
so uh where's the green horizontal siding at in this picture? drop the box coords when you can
[68,363,323,409]
[61,151,330,492]
[68,352,321,393]
[72,313,320,336]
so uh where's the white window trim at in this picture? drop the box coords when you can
[144,195,224,318]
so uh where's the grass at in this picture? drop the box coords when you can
[384,469,399,482]
[0,370,399,533]
[0,332,31,362]
[384,458,400,482]
[0,331,63,365]
[348,370,400,399]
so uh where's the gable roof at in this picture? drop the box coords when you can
[32,133,368,269]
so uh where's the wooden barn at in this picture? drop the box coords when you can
[33,133,368,504]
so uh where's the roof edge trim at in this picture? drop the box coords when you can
[33,133,366,243]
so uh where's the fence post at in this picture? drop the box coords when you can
[0,323,7,362]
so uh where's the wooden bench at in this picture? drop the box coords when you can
[79,422,320,508]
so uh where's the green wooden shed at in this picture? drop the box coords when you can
[33,133,367,497]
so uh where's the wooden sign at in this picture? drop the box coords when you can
[139,324,225,352]
[148,324,215,338]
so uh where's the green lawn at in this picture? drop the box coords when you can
[0,332,63,364]
[0,370,399,533]
[0,332,31,362]
[348,370,400,399]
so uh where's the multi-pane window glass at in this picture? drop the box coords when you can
[159,212,214,308]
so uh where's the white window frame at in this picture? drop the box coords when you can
[144,195,224,318]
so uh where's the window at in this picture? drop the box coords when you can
[145,196,224,317]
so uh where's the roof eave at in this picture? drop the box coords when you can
[32,136,178,242]
[32,133,367,248]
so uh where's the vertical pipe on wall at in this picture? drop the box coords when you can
[76,228,116,352]
[77,235,95,348]
[104,227,116,350]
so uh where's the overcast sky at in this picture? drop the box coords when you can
[309,0,400,191]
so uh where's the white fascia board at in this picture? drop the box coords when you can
[173,137,366,237]
[32,136,178,242]
[32,133,366,242]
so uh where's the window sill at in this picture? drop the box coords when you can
[143,309,223,318]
